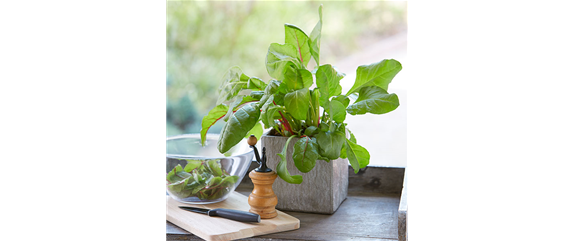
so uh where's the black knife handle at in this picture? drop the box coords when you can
[208,208,261,223]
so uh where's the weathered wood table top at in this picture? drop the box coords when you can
[167,165,405,241]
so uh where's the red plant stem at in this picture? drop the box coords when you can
[279,119,289,136]
[278,119,285,135]
[278,111,293,134]
[273,100,294,135]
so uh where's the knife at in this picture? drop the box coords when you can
[178,206,261,223]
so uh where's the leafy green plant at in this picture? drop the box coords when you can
[200,5,401,184]
[166,159,239,200]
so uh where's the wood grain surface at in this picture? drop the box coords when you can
[166,192,299,241]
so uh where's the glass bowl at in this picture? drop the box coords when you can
[166,133,253,204]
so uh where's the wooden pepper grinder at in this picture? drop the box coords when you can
[247,135,278,219]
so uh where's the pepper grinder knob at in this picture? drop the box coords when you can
[248,135,272,173]
[247,135,278,219]
[248,135,257,146]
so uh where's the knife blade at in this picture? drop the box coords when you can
[178,206,261,223]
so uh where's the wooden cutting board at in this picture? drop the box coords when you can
[166,191,300,241]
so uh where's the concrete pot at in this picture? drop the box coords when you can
[261,132,348,214]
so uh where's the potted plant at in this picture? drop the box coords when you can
[199,5,402,214]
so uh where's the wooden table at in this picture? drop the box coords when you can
[167,165,406,241]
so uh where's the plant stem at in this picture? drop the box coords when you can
[272,124,281,135]
[278,110,293,135]
[329,115,335,132]
[285,113,299,134]
[273,100,294,136]
[278,119,287,135]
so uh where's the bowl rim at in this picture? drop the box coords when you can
[166,133,254,157]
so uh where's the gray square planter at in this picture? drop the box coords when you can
[261,133,348,214]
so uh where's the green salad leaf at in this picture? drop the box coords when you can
[166,159,239,200]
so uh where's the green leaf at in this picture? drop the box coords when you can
[200,104,229,146]
[345,138,370,174]
[260,95,276,128]
[276,135,303,184]
[216,66,249,105]
[307,88,321,127]
[208,176,222,187]
[186,181,206,195]
[339,130,356,159]
[349,131,357,143]
[346,59,402,95]
[265,43,301,80]
[265,80,281,95]
[235,96,260,110]
[316,64,345,108]
[263,106,282,129]
[332,95,350,107]
[319,123,329,132]
[192,171,202,183]
[293,137,320,173]
[316,130,346,160]
[258,80,280,109]
[244,122,263,140]
[221,175,239,187]
[197,191,207,200]
[167,164,194,194]
[224,95,259,122]
[167,158,240,200]
[346,86,400,115]
[217,103,261,153]
[285,23,311,67]
[304,126,318,136]
[207,159,223,176]
[274,92,285,106]
[249,91,264,100]
[183,160,202,172]
[261,93,285,129]
[284,88,310,121]
[340,144,347,159]
[247,77,267,91]
[309,4,323,65]
[166,164,192,184]
[283,67,313,91]
[329,99,346,123]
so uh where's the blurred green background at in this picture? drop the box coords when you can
[167,1,407,137]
